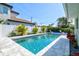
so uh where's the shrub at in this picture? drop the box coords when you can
[8,31,17,37]
[47,26,60,32]
[27,32,34,35]
[46,26,74,33]
[47,25,52,32]
[61,28,73,33]
[9,24,28,37]
[69,25,74,30]
[60,25,69,28]
[15,24,28,35]
[0,18,4,24]
[41,25,47,33]
[51,27,60,32]
[32,26,38,34]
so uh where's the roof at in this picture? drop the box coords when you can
[8,18,35,25]
[0,3,35,25]
[0,3,19,15]
[0,3,13,9]
[11,10,19,15]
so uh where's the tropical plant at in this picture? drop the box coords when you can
[32,26,38,34]
[51,27,60,32]
[41,25,47,33]
[8,31,17,37]
[57,17,68,28]
[15,24,28,35]
[47,25,52,32]
[60,28,73,33]
[9,24,28,37]
[0,18,4,24]
[46,25,74,33]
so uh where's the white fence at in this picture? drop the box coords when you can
[0,25,16,37]
[0,25,41,37]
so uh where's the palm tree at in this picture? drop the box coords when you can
[57,17,68,27]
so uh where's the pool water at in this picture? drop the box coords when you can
[15,34,60,54]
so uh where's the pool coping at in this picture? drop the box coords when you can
[10,33,46,39]
[36,35,67,56]
[10,33,67,56]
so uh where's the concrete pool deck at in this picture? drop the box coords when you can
[0,37,35,56]
[36,35,67,56]
[43,35,70,56]
[0,34,69,56]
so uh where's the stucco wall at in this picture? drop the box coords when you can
[63,3,79,46]
[75,16,79,46]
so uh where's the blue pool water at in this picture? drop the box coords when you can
[15,33,60,54]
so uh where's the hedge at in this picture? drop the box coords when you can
[47,26,74,33]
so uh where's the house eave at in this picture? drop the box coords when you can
[0,3,13,9]
[8,19,35,25]
[11,10,19,15]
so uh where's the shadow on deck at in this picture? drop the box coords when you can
[70,43,79,56]
[43,38,70,56]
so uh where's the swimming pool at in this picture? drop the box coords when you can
[14,33,60,54]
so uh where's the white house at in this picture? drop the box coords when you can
[63,3,79,46]
[0,3,35,26]
[0,3,35,36]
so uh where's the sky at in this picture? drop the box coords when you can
[10,3,65,26]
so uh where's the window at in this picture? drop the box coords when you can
[0,6,8,14]
[0,6,3,13]
[3,7,8,14]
